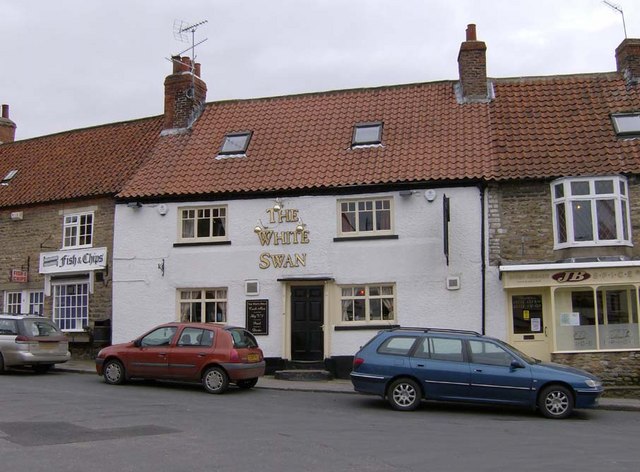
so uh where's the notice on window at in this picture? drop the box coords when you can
[530,318,541,332]
[560,312,580,326]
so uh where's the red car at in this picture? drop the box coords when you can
[95,322,265,394]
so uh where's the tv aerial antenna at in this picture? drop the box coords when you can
[171,19,208,69]
[603,1,627,38]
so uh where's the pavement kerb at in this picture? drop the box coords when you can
[54,360,640,412]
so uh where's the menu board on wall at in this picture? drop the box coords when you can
[246,299,269,335]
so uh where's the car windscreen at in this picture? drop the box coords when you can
[22,319,62,337]
[228,329,258,348]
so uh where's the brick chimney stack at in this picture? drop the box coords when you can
[457,24,490,102]
[616,38,640,85]
[163,56,207,131]
[0,104,17,144]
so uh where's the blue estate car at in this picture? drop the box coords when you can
[350,328,604,419]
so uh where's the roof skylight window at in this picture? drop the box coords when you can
[1,169,17,185]
[352,122,383,147]
[612,113,640,136]
[219,131,252,156]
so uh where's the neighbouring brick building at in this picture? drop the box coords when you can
[0,111,162,357]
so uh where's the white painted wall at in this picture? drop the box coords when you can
[113,186,489,358]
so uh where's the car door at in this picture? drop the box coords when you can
[409,336,471,400]
[167,327,214,380]
[467,339,534,405]
[126,326,177,378]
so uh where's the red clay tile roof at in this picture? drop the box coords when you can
[3,71,640,206]
[0,117,163,208]
[490,73,640,180]
[119,72,640,199]
[118,82,494,199]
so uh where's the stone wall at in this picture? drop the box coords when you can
[487,177,640,266]
[0,197,114,349]
[552,351,640,398]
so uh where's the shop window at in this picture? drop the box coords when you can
[178,206,227,243]
[340,284,395,322]
[63,212,94,249]
[4,290,44,315]
[554,287,639,351]
[551,176,630,248]
[53,283,89,331]
[179,288,227,323]
[338,198,393,237]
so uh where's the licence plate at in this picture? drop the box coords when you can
[247,353,259,362]
[39,343,57,350]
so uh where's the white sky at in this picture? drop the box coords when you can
[1,0,640,140]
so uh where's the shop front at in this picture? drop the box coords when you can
[500,261,640,384]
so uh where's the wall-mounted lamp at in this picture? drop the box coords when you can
[127,201,142,208]
[273,198,284,211]
[399,190,415,197]
[254,219,269,233]
[295,220,307,232]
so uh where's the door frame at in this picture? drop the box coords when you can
[282,281,331,361]
[507,288,553,362]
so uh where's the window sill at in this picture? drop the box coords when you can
[173,241,232,248]
[334,324,399,331]
[333,235,398,242]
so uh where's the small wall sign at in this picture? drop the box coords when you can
[246,299,269,335]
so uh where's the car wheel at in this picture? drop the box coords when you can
[539,385,574,419]
[103,359,126,385]
[387,378,422,411]
[237,378,259,389]
[33,364,53,374]
[203,366,229,394]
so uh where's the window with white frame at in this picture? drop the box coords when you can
[338,198,393,236]
[179,289,227,323]
[53,283,89,331]
[551,176,631,248]
[179,206,227,243]
[63,212,94,248]
[4,290,44,314]
[340,284,395,322]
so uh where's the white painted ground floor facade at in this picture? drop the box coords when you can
[112,186,500,375]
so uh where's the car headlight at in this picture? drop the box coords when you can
[585,379,602,388]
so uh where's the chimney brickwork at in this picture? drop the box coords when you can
[616,38,640,85]
[163,56,207,130]
[0,104,16,144]
[457,24,490,102]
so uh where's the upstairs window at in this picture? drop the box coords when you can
[338,197,393,237]
[352,122,383,147]
[551,176,631,248]
[179,206,227,243]
[612,113,640,137]
[63,212,93,249]
[218,131,252,156]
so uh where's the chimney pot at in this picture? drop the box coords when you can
[0,103,17,143]
[466,24,477,41]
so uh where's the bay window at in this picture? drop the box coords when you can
[551,176,630,248]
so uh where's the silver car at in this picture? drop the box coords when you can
[0,314,70,373]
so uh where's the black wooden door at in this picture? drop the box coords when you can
[291,286,324,361]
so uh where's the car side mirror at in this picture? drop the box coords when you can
[133,339,142,348]
[510,359,525,369]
